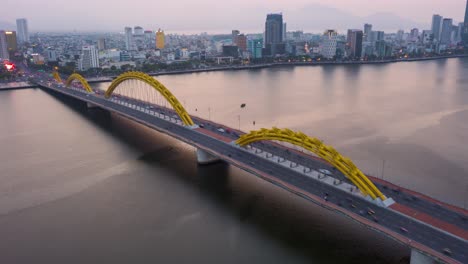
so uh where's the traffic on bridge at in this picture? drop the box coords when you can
[28,70,467,264]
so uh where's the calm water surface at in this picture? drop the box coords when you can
[1,58,467,263]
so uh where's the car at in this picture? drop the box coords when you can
[442,248,452,256]
[399,227,408,233]
[217,128,225,133]
[318,169,332,175]
[226,128,231,133]
[372,216,379,222]
[199,124,205,128]
[350,204,356,208]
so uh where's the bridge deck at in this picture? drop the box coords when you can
[32,77,468,264]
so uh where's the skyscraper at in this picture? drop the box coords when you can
[97,38,106,50]
[124,27,135,51]
[247,39,263,59]
[236,34,247,51]
[364,24,372,41]
[431,15,443,42]
[5,31,17,52]
[440,18,453,44]
[321,30,338,59]
[16,18,29,44]
[79,45,99,71]
[231,30,240,45]
[463,0,468,46]
[265,13,284,55]
[347,30,363,58]
[283,23,287,41]
[156,29,165,49]
[0,31,9,60]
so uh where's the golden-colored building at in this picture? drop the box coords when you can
[5,31,17,52]
[156,29,165,49]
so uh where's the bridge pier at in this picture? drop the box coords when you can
[87,102,99,108]
[196,149,220,165]
[410,248,437,264]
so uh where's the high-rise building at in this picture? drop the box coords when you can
[368,31,384,43]
[16,18,29,44]
[422,30,433,44]
[396,30,404,41]
[247,38,263,59]
[320,30,338,59]
[156,29,165,49]
[236,34,247,51]
[457,22,464,43]
[431,15,443,42]
[283,23,287,41]
[97,38,106,50]
[347,30,363,58]
[463,0,468,46]
[134,26,144,36]
[79,45,99,71]
[440,18,453,44]
[410,28,419,42]
[231,30,240,45]
[46,48,58,62]
[5,31,17,52]
[124,27,135,51]
[364,24,372,41]
[0,31,9,60]
[265,13,284,55]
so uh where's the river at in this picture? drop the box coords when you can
[0,57,467,263]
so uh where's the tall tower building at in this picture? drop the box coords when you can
[364,24,372,41]
[97,38,106,50]
[265,13,284,55]
[231,30,240,45]
[5,31,17,52]
[282,23,287,41]
[156,29,165,49]
[347,30,363,58]
[247,39,263,59]
[236,34,247,51]
[0,31,9,60]
[463,0,468,45]
[431,15,443,42]
[440,18,453,44]
[124,27,135,51]
[320,30,338,59]
[16,18,29,44]
[79,45,99,71]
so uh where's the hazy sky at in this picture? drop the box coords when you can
[2,0,467,32]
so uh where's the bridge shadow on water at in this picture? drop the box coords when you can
[41,88,410,264]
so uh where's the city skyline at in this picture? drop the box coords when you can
[1,0,467,32]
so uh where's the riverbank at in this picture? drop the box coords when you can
[85,53,468,83]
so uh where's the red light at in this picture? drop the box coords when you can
[4,61,15,71]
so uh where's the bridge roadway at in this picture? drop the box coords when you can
[35,80,467,264]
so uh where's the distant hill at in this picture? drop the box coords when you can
[0,20,16,31]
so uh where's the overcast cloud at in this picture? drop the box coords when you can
[1,0,467,33]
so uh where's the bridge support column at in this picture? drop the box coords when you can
[87,102,99,108]
[410,248,437,264]
[196,149,220,165]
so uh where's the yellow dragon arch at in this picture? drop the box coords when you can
[104,71,194,126]
[65,73,93,93]
[236,127,387,201]
[52,71,62,83]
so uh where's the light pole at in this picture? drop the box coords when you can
[381,159,386,180]
[238,115,241,130]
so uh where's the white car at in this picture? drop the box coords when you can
[318,169,332,175]
[217,128,225,133]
